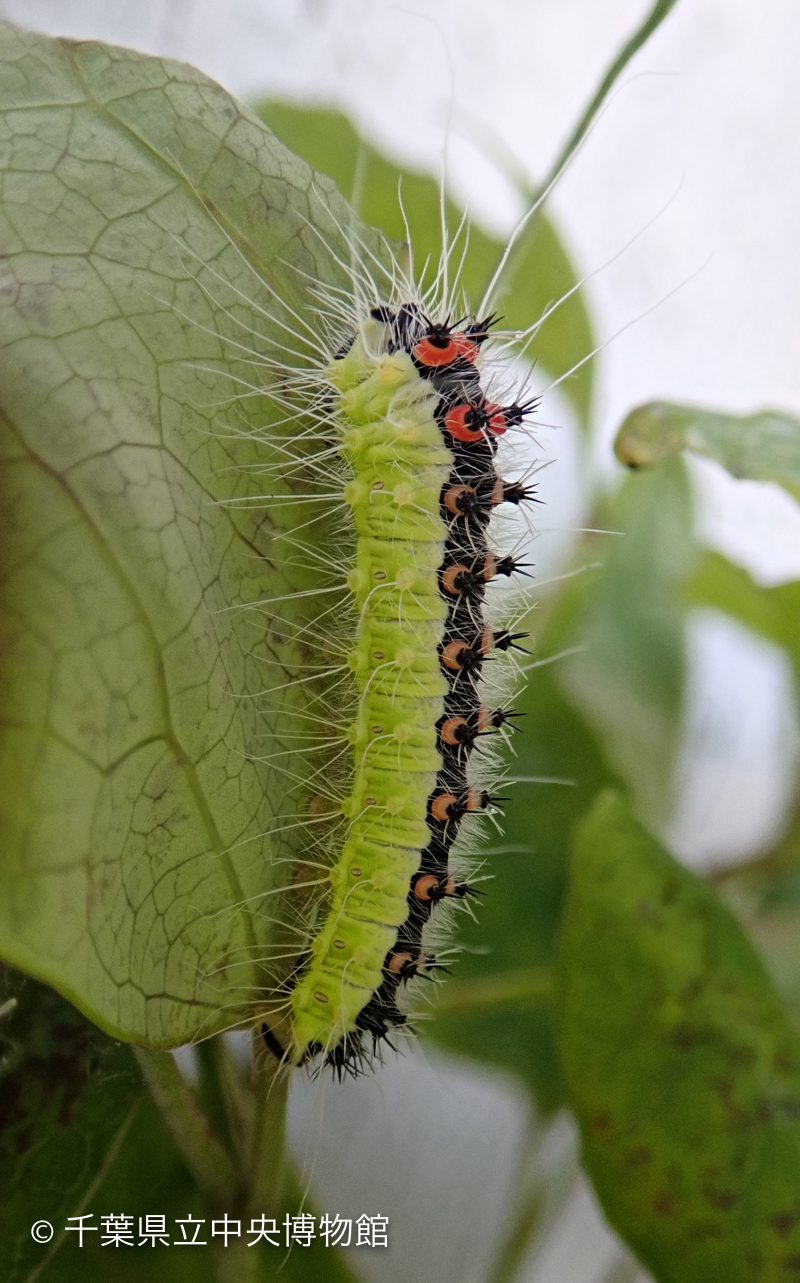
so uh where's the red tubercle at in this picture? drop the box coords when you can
[413,335,462,368]
[443,404,485,444]
[477,703,500,733]
[442,401,510,444]
[465,786,491,812]
[452,336,481,364]
[430,789,491,823]
[480,624,497,656]
[487,405,509,435]
[413,320,481,370]
[441,626,496,672]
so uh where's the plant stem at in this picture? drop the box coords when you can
[247,1032,291,1217]
[212,1238,265,1283]
[532,0,682,205]
[198,1034,256,1165]
[133,1046,238,1210]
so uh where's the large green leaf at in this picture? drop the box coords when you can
[257,102,596,428]
[560,791,800,1283]
[615,400,800,501]
[562,456,695,826]
[0,966,142,1283]
[0,23,392,1045]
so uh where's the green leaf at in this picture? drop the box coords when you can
[615,400,800,501]
[560,790,800,1283]
[256,102,595,428]
[0,24,392,1045]
[0,966,142,1283]
[562,456,695,826]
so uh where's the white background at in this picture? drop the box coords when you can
[5,3,800,1279]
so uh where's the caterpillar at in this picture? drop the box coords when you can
[247,244,541,1075]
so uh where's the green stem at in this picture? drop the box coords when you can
[247,1030,291,1217]
[133,1046,238,1210]
[481,0,681,322]
[212,1238,265,1283]
[198,1034,256,1165]
[533,0,682,205]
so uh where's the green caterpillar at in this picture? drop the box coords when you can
[262,302,535,1071]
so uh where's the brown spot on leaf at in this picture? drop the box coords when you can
[772,1210,800,1237]
[590,1111,612,1137]
[654,1191,675,1217]
[728,1043,757,1069]
[706,1189,737,1212]
[714,1077,733,1101]
[671,1024,705,1050]
[774,1048,799,1075]
[625,1145,653,1168]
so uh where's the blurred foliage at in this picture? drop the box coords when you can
[563,456,695,828]
[561,792,800,1283]
[616,399,800,501]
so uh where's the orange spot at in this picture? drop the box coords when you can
[442,564,467,595]
[444,484,476,516]
[431,793,457,822]
[388,951,414,975]
[442,639,470,671]
[480,625,496,656]
[414,874,440,902]
[415,874,457,903]
[466,787,487,812]
[491,478,505,506]
[477,704,495,733]
[440,715,469,746]
[483,553,497,580]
